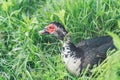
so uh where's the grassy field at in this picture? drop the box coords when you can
[0,0,120,80]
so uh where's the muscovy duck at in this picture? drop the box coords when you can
[39,22,115,76]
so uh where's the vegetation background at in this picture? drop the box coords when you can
[0,0,120,80]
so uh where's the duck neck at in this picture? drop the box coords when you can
[61,34,77,56]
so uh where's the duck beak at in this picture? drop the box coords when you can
[38,29,49,34]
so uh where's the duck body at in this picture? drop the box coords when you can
[61,36,114,76]
[39,22,115,76]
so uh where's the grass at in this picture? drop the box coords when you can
[0,0,120,80]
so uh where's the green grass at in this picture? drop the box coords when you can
[0,0,120,80]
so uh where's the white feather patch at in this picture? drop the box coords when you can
[61,42,81,76]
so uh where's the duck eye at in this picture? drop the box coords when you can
[49,26,54,29]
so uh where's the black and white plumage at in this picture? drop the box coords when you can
[39,22,115,76]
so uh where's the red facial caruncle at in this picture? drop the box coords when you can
[46,24,57,34]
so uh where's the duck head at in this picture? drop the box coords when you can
[39,22,68,40]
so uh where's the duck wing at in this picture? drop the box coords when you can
[77,36,115,69]
[76,36,113,49]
